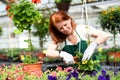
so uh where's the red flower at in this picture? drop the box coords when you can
[32,0,41,4]
[8,0,16,3]
[6,5,11,11]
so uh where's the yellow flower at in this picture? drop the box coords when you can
[43,49,47,54]
[110,7,114,11]
[20,55,25,61]
[82,60,88,64]
[98,47,103,52]
[102,11,107,15]
[110,16,113,19]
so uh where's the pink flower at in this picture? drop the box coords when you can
[50,72,57,77]
[56,66,63,71]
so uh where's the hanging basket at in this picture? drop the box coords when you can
[55,2,71,12]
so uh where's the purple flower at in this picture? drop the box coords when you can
[114,69,118,76]
[101,69,106,76]
[106,75,110,80]
[90,71,97,77]
[66,74,72,80]
[71,69,78,78]
[98,75,106,80]
[48,75,57,80]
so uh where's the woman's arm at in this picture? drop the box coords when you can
[46,41,60,57]
[82,26,109,61]
[46,41,75,64]
[91,29,109,45]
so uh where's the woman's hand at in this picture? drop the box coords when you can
[82,42,97,61]
[59,51,74,64]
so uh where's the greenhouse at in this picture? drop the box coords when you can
[0,0,120,80]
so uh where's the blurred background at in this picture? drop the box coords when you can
[0,0,120,50]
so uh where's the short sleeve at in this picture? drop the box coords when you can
[76,25,98,41]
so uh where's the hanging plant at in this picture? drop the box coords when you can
[54,0,72,12]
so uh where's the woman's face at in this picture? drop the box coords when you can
[54,19,73,35]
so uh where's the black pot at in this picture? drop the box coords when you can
[109,62,114,66]
[100,61,107,66]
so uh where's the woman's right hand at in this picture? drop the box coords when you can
[59,51,74,64]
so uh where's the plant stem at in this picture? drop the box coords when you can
[29,28,32,63]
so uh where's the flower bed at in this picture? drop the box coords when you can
[0,64,120,80]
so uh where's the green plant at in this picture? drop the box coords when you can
[108,55,115,62]
[98,6,120,47]
[21,54,38,64]
[0,26,3,36]
[98,48,108,62]
[55,0,72,3]
[6,0,42,64]
[33,6,52,50]
[102,47,120,54]
[43,57,63,63]
[74,52,100,71]
[6,48,20,62]
[115,57,120,62]
[7,0,42,32]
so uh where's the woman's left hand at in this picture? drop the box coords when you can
[82,42,97,61]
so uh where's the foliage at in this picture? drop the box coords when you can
[115,57,120,62]
[7,0,42,32]
[0,26,3,36]
[102,47,120,53]
[55,0,72,3]
[20,54,38,64]
[98,47,108,62]
[6,48,20,62]
[98,6,120,47]
[33,7,52,49]
[43,57,63,63]
[108,55,115,62]
[6,0,42,64]
[74,52,100,71]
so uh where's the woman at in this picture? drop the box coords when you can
[46,11,109,64]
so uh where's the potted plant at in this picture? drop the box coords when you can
[115,57,120,66]
[6,0,43,73]
[98,6,120,47]
[74,51,100,72]
[55,0,72,12]
[98,6,120,62]
[108,54,115,66]
[6,48,21,62]
[98,48,108,66]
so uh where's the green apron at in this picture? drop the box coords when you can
[62,30,87,56]
[62,30,101,70]
[62,40,87,56]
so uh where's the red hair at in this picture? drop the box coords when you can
[49,11,76,43]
